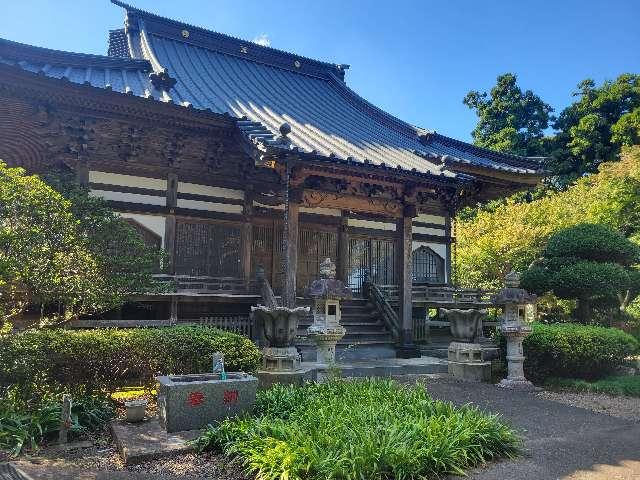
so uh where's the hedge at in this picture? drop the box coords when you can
[0,326,261,401]
[515,323,639,382]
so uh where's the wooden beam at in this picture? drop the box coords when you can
[302,190,402,217]
[444,214,452,285]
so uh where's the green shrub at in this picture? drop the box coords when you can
[194,379,521,479]
[0,396,114,456]
[545,375,640,397]
[517,323,639,382]
[0,326,261,402]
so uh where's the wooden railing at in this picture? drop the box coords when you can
[363,282,401,342]
[152,275,258,295]
[180,315,254,338]
[377,284,495,306]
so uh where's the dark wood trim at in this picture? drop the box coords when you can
[105,200,166,214]
[337,212,348,282]
[177,191,245,206]
[412,233,453,244]
[164,214,176,275]
[347,226,397,239]
[174,208,245,223]
[89,182,166,198]
[412,221,446,230]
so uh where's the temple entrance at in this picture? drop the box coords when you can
[347,237,396,295]
[251,221,337,293]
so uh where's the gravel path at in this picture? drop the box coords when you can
[537,390,640,422]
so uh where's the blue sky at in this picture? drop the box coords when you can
[2,0,638,141]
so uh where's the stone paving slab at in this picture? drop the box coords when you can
[110,419,201,466]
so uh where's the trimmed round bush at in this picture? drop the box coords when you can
[521,323,639,382]
[0,326,261,401]
[544,223,639,265]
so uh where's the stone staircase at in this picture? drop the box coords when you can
[296,298,397,361]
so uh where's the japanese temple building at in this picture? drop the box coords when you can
[0,1,543,358]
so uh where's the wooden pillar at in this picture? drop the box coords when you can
[164,172,178,275]
[396,204,420,358]
[282,191,300,308]
[76,162,89,188]
[444,213,453,285]
[242,191,253,285]
[337,211,349,283]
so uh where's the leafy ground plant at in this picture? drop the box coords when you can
[0,396,114,456]
[545,375,640,398]
[194,379,521,479]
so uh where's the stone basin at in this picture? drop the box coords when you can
[157,372,257,432]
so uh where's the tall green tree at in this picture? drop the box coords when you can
[0,163,165,329]
[0,162,101,327]
[550,74,640,185]
[463,73,554,157]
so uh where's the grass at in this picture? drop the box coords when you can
[545,375,640,397]
[194,379,521,479]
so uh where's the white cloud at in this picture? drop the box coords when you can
[252,34,271,47]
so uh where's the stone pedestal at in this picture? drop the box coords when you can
[498,324,536,391]
[447,342,491,382]
[308,329,345,364]
[262,346,301,372]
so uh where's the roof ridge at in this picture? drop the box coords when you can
[422,132,542,170]
[111,0,348,80]
[0,37,150,70]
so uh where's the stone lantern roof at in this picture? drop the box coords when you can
[491,271,537,304]
[307,259,351,300]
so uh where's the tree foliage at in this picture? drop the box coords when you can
[550,74,640,185]
[44,169,164,313]
[0,163,164,328]
[464,73,640,188]
[455,146,640,289]
[520,224,640,322]
[0,162,101,327]
[463,73,553,157]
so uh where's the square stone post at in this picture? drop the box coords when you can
[396,204,420,358]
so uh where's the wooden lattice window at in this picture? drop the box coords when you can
[175,221,241,277]
[412,246,444,283]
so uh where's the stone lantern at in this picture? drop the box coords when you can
[492,271,537,391]
[307,258,351,364]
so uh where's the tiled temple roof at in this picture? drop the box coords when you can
[0,38,160,100]
[0,1,544,181]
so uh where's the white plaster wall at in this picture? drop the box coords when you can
[347,219,396,231]
[415,213,446,225]
[176,199,243,214]
[178,182,244,200]
[90,189,166,206]
[118,212,166,248]
[89,171,167,190]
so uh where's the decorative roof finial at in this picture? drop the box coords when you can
[279,122,291,137]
